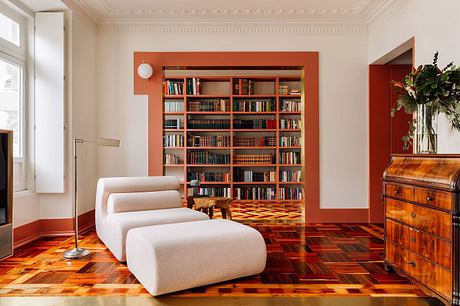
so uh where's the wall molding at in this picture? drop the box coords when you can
[13,210,95,249]
[97,23,368,34]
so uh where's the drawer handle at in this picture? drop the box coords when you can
[394,189,401,195]
[408,261,416,267]
[426,196,433,202]
[410,237,416,243]
[411,212,416,218]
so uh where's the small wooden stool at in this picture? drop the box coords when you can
[192,197,232,220]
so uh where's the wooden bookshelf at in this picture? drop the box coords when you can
[162,75,302,201]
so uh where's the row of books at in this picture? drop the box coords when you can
[164,154,180,165]
[186,78,202,95]
[164,80,184,96]
[234,154,273,165]
[163,134,184,147]
[187,172,230,182]
[280,136,301,147]
[234,169,276,182]
[233,136,277,147]
[188,99,230,112]
[187,187,231,198]
[187,119,230,129]
[233,119,277,129]
[280,118,301,129]
[164,118,182,129]
[236,79,255,95]
[280,100,301,112]
[279,152,301,164]
[280,170,302,182]
[164,100,184,112]
[279,187,303,200]
[187,152,231,165]
[234,187,276,200]
[233,100,275,112]
[278,86,300,95]
[188,135,230,147]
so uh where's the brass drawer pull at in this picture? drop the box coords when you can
[410,237,416,243]
[411,212,416,218]
[426,196,433,202]
[408,261,416,267]
[394,189,401,195]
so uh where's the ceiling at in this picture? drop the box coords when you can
[66,0,394,24]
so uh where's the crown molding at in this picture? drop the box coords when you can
[366,0,397,23]
[97,22,368,34]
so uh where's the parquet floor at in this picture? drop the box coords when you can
[0,221,429,298]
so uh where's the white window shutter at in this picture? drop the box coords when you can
[34,12,65,193]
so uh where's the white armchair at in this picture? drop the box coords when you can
[95,176,208,261]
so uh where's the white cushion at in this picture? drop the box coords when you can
[106,208,209,261]
[126,219,267,296]
[107,190,181,214]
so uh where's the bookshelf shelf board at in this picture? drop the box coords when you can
[187,164,231,167]
[164,112,185,115]
[279,129,301,132]
[233,129,277,132]
[186,129,230,132]
[279,146,302,149]
[233,95,276,98]
[164,164,184,167]
[234,199,278,202]
[279,164,302,167]
[186,181,230,185]
[163,147,185,149]
[279,111,301,115]
[164,95,184,98]
[233,182,277,185]
[164,129,184,132]
[232,112,276,115]
[233,164,276,167]
[186,95,230,98]
[186,112,231,115]
[187,147,230,150]
[279,94,301,98]
[279,181,303,184]
[233,146,276,149]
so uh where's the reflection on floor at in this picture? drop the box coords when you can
[0,222,432,300]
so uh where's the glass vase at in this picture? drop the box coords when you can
[415,104,438,154]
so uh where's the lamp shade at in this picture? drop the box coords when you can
[137,63,153,79]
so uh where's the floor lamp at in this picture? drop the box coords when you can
[64,137,120,259]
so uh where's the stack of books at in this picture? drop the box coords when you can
[233,154,273,164]
[188,119,230,129]
[280,118,301,129]
[233,136,276,147]
[240,79,254,95]
[164,80,184,95]
[280,99,301,112]
[188,135,230,147]
[234,187,276,200]
[188,171,230,182]
[186,78,201,95]
[233,119,277,129]
[279,187,303,200]
[164,100,184,112]
[187,151,230,164]
[164,154,180,165]
[280,152,301,164]
[164,118,181,129]
[233,100,275,112]
[234,169,275,182]
[280,136,301,147]
[188,99,229,112]
[163,134,184,147]
[280,170,302,182]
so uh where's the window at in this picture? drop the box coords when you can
[0,12,20,46]
[0,3,26,192]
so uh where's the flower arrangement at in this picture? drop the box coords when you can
[391,52,460,151]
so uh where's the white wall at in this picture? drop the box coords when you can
[369,0,460,153]
[96,27,369,209]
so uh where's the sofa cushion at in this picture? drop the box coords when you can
[106,208,209,261]
[107,190,181,214]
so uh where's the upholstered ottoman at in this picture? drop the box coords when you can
[126,219,267,296]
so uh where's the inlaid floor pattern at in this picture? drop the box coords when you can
[0,221,428,298]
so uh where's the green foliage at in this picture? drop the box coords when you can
[391,52,460,150]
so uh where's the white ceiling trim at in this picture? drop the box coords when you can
[97,22,368,34]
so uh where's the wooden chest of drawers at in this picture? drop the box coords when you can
[383,155,460,305]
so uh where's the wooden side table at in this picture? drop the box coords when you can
[192,197,232,220]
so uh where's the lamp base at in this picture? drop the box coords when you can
[64,247,90,259]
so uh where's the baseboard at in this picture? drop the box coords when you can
[13,209,95,249]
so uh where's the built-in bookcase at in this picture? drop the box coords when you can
[162,75,302,201]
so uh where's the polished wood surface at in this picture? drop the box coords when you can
[383,155,460,305]
[0,223,432,299]
[192,197,233,220]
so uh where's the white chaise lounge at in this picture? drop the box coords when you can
[95,176,209,261]
[126,219,267,296]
